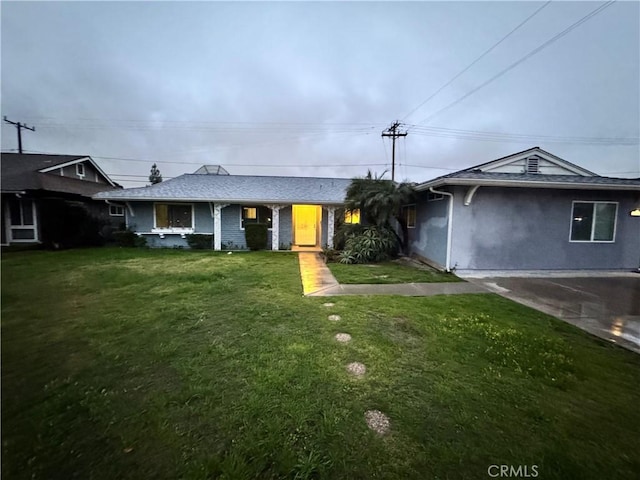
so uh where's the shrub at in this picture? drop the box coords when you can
[321,247,341,263]
[113,230,147,248]
[333,223,364,251]
[39,200,106,249]
[244,223,268,250]
[339,226,398,264]
[186,234,213,249]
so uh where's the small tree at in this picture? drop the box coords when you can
[149,163,163,184]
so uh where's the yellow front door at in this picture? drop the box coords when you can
[293,205,320,246]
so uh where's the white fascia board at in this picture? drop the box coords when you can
[39,156,117,187]
[480,149,595,176]
[91,195,346,204]
[416,178,640,191]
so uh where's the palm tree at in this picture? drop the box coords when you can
[344,170,415,253]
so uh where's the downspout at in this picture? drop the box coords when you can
[429,187,453,272]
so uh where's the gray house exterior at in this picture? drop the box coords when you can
[408,148,640,273]
[94,168,353,250]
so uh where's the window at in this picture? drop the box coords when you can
[109,205,124,216]
[427,192,443,201]
[76,163,85,178]
[344,209,361,225]
[8,197,37,241]
[401,205,416,228]
[570,202,617,242]
[241,206,272,229]
[155,203,193,229]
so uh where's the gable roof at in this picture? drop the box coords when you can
[468,146,597,176]
[416,147,640,192]
[94,173,352,204]
[1,153,119,195]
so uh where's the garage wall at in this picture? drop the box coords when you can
[450,186,640,271]
[408,190,449,268]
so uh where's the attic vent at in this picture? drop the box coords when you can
[526,157,540,174]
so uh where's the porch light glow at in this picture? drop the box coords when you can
[630,208,640,217]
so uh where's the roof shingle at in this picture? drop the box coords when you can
[94,174,352,204]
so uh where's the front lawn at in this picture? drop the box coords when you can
[327,259,461,284]
[2,248,639,479]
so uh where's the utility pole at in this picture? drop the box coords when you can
[381,121,407,182]
[3,116,35,154]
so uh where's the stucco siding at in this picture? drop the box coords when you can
[409,191,448,267]
[449,187,639,270]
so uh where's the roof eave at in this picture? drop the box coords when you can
[92,195,346,204]
[416,178,640,191]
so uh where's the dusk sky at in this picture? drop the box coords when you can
[2,1,639,187]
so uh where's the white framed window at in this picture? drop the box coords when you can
[570,201,618,242]
[76,163,85,178]
[401,204,416,228]
[153,203,194,230]
[7,197,38,242]
[344,209,361,225]
[109,205,124,216]
[241,206,272,229]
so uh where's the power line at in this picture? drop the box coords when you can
[413,0,616,127]
[402,0,552,122]
[406,124,638,146]
[20,149,388,169]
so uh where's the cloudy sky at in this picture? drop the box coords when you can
[2,0,638,187]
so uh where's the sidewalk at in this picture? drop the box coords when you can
[298,253,488,297]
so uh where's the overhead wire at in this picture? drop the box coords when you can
[413,0,617,127]
[406,124,638,145]
[401,0,552,122]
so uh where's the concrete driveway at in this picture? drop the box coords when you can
[463,273,640,354]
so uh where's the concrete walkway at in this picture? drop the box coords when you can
[298,252,340,295]
[298,252,488,297]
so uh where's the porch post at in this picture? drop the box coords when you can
[324,206,336,249]
[266,204,285,250]
[212,203,229,251]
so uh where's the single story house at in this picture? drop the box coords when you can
[1,153,121,246]
[93,167,354,250]
[407,147,640,273]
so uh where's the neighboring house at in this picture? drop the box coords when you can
[1,153,120,246]
[93,166,354,250]
[407,147,640,273]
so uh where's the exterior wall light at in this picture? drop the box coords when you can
[631,208,640,217]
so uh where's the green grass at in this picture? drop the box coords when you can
[327,259,462,284]
[2,248,639,479]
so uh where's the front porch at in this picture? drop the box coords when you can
[212,203,338,251]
